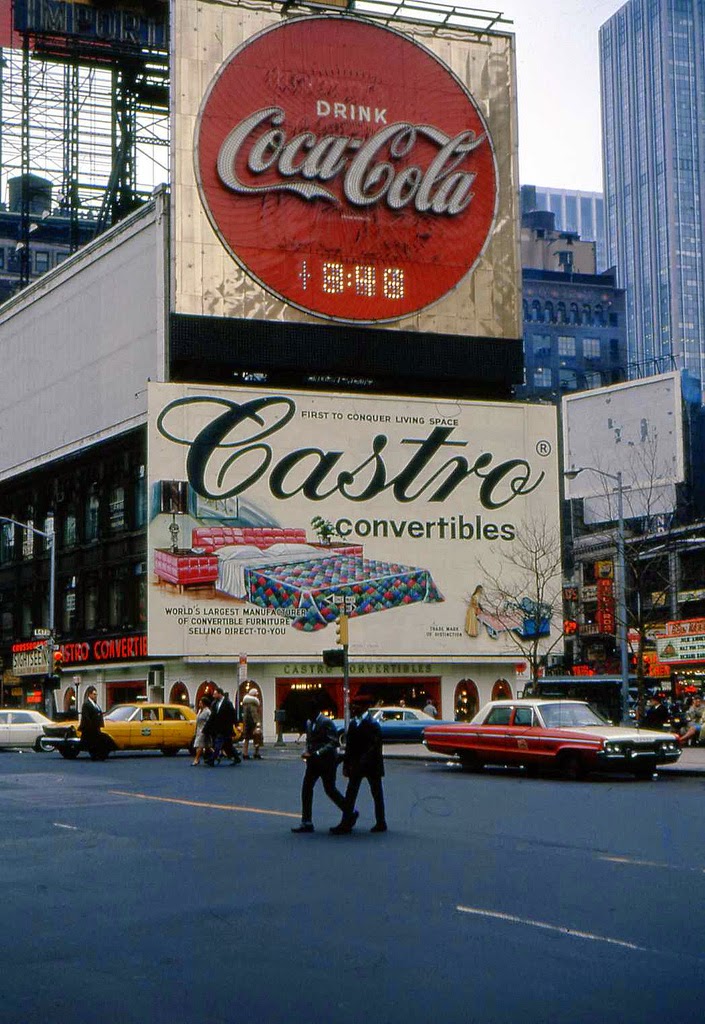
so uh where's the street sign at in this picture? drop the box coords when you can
[33,628,52,638]
[12,640,50,676]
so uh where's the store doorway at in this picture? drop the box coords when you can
[106,680,146,709]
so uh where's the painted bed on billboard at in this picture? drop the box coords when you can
[153,522,443,632]
[147,384,560,659]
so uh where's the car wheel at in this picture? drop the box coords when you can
[160,747,180,756]
[33,737,46,753]
[459,752,483,772]
[59,745,80,760]
[562,753,588,781]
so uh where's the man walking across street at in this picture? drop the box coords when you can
[291,697,348,833]
[205,685,241,765]
[330,701,387,835]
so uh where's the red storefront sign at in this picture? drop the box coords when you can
[595,577,615,635]
[196,15,497,323]
[58,633,148,666]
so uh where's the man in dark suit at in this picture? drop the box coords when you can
[330,702,387,834]
[80,685,108,759]
[205,685,241,765]
[291,697,347,833]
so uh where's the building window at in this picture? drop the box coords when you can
[134,467,147,529]
[84,581,99,630]
[63,511,77,548]
[109,486,126,532]
[63,584,77,633]
[108,574,126,629]
[0,521,15,563]
[583,337,601,359]
[22,518,34,559]
[532,334,552,358]
[533,367,552,388]
[34,250,50,274]
[558,335,576,357]
[85,486,100,542]
[0,247,5,269]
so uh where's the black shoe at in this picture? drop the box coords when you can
[254,753,263,759]
[329,810,359,835]
[370,823,387,833]
[291,823,314,833]
[242,754,251,760]
[230,756,241,765]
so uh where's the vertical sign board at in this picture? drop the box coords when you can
[171,0,520,337]
[147,384,560,659]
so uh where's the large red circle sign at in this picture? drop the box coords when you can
[196,15,498,324]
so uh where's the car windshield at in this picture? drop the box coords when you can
[538,703,608,728]
[105,705,139,722]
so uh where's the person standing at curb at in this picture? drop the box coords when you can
[291,696,348,833]
[241,684,263,760]
[330,701,387,835]
[205,685,241,765]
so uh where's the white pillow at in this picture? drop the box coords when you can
[266,542,318,557]
[216,544,265,559]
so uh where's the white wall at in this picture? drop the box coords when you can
[0,192,168,481]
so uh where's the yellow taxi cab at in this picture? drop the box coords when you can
[41,702,198,759]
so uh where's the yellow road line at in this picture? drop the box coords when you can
[109,789,299,819]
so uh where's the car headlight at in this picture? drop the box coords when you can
[604,742,623,753]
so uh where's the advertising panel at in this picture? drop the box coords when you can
[563,373,684,522]
[656,619,705,664]
[147,384,559,658]
[172,2,519,336]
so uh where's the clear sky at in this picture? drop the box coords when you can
[496,0,626,193]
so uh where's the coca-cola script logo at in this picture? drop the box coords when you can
[196,15,498,323]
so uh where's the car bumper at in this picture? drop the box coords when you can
[597,748,682,769]
[40,735,80,753]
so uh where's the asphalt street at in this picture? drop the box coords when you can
[1,746,704,1024]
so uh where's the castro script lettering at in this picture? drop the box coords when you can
[157,397,545,510]
[216,106,485,213]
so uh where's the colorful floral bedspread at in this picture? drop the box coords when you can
[244,553,444,631]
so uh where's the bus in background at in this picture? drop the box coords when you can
[519,677,640,723]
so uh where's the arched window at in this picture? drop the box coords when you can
[556,301,567,324]
[582,304,593,325]
[491,678,512,701]
[195,680,218,707]
[531,299,543,323]
[544,300,554,324]
[454,679,479,721]
[169,681,190,706]
[523,299,531,322]
[570,302,580,325]
[64,686,77,714]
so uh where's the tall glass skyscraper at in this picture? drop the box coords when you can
[600,0,705,384]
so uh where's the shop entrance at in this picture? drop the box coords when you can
[275,676,441,733]
[106,680,146,709]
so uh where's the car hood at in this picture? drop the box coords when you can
[564,725,679,743]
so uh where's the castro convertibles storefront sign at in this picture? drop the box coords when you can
[58,633,148,667]
[194,14,498,324]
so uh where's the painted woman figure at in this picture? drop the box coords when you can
[465,585,483,637]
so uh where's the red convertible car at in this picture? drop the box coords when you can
[423,699,682,779]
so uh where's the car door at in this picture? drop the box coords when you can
[510,706,540,763]
[0,711,10,746]
[9,711,39,746]
[129,708,163,749]
[160,707,194,750]
[475,706,513,761]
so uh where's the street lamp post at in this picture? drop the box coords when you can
[0,516,57,712]
[564,467,630,724]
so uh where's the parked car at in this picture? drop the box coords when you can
[41,702,199,759]
[0,708,55,751]
[334,706,452,743]
[423,699,682,779]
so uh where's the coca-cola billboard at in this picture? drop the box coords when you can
[195,15,498,324]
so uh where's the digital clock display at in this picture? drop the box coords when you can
[195,15,497,324]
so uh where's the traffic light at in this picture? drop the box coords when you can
[336,614,349,647]
[49,647,63,681]
[322,648,345,668]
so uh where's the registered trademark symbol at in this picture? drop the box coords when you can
[536,440,552,457]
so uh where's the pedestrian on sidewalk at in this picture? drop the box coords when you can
[241,684,263,760]
[330,701,386,835]
[291,696,346,833]
[204,685,241,765]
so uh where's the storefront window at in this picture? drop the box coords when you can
[169,681,190,705]
[491,679,513,701]
[454,679,479,721]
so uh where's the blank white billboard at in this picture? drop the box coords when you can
[562,373,684,522]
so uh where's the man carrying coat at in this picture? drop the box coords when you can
[330,702,387,835]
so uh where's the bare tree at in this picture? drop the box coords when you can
[477,515,565,686]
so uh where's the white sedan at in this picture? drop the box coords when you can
[0,708,54,751]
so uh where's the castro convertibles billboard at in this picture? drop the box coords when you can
[147,384,559,658]
[172,2,520,335]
